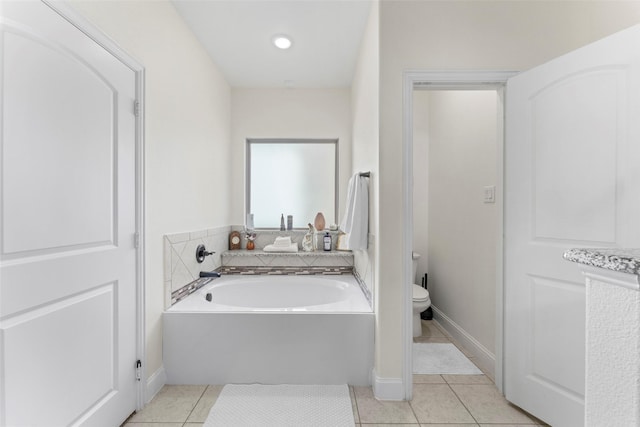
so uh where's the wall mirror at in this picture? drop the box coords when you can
[246,139,338,229]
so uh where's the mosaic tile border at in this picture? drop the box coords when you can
[352,268,372,304]
[170,276,214,306]
[218,265,353,275]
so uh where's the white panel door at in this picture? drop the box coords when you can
[0,2,139,426]
[504,25,640,426]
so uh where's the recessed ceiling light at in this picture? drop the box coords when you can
[272,35,293,50]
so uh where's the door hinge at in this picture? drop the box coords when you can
[134,232,140,249]
[136,359,142,381]
[134,100,140,117]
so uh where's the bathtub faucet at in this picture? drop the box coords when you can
[195,244,215,263]
[199,271,221,278]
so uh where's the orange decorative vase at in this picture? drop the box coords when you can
[314,212,326,231]
[246,240,255,250]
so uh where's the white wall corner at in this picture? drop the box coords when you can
[146,365,166,404]
[372,370,405,401]
[432,306,496,380]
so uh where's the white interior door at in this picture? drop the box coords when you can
[1,2,139,426]
[504,25,640,426]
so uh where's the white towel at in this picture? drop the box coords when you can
[339,173,369,250]
[263,243,299,253]
[273,236,292,247]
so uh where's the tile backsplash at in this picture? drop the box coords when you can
[163,226,230,308]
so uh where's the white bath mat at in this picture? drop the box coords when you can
[413,343,483,375]
[204,384,355,427]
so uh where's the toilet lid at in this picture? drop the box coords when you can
[413,284,429,301]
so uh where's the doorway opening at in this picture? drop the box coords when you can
[412,88,500,372]
[402,71,517,400]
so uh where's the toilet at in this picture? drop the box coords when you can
[412,252,431,337]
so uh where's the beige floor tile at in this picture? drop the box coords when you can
[420,320,447,337]
[186,385,224,423]
[419,424,479,427]
[413,374,446,384]
[128,385,206,423]
[478,424,537,427]
[410,384,475,424]
[450,384,537,424]
[356,424,420,426]
[184,424,205,427]
[432,320,453,336]
[353,386,418,424]
[350,386,360,423]
[442,374,493,385]
[450,340,475,358]
[527,412,551,425]
[464,358,494,379]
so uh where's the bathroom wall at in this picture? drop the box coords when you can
[350,2,380,350]
[415,90,499,374]
[230,88,352,227]
[377,0,640,395]
[68,0,232,392]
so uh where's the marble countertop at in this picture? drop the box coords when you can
[563,248,640,276]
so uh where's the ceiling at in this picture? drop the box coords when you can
[171,0,372,88]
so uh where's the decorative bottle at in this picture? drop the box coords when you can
[323,232,332,251]
[314,212,325,231]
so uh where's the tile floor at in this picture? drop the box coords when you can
[123,320,547,427]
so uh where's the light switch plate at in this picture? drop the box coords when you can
[484,185,496,203]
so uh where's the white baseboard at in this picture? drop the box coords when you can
[431,306,496,380]
[146,366,166,404]
[372,370,405,401]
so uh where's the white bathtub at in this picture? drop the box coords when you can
[163,274,374,385]
[169,275,372,312]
